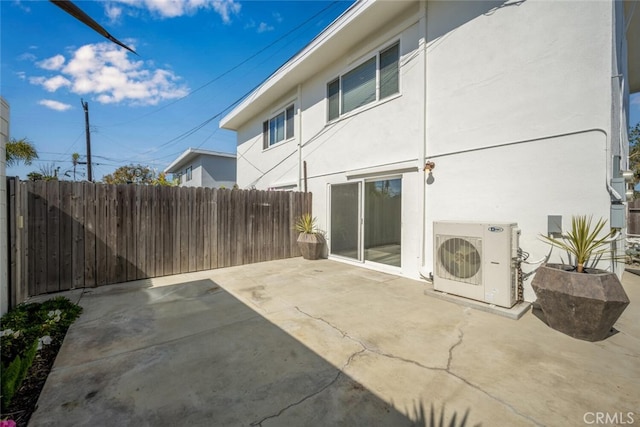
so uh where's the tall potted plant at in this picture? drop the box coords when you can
[531,216,630,341]
[295,214,325,260]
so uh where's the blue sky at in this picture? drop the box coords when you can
[1,0,355,180]
[2,0,639,181]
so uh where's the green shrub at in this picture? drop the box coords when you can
[1,339,38,411]
[0,297,82,410]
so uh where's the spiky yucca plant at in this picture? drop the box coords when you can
[540,215,615,273]
[295,213,318,234]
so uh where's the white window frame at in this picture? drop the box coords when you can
[263,103,295,149]
[326,40,400,122]
[185,166,192,182]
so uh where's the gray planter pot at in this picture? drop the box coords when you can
[297,233,325,260]
[531,264,630,341]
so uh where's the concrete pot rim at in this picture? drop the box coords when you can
[542,263,614,276]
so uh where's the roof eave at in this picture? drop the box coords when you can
[164,148,236,174]
[220,0,415,131]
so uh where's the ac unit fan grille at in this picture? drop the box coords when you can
[436,235,482,285]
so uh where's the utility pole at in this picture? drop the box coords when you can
[81,99,93,182]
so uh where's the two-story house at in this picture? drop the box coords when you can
[221,0,638,302]
[165,148,236,189]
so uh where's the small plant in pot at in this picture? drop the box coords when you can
[295,213,326,260]
[531,215,630,341]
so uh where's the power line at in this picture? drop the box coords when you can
[102,1,343,128]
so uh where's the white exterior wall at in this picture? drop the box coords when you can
[1,97,9,315]
[178,156,237,188]
[200,156,237,189]
[424,0,615,300]
[236,3,425,279]
[179,157,202,187]
[231,0,624,301]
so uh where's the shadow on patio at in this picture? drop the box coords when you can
[28,276,473,426]
[28,258,639,426]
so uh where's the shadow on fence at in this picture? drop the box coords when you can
[6,178,311,307]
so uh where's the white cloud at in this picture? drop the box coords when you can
[257,22,274,33]
[29,42,189,106]
[105,4,123,22]
[211,0,241,23]
[29,76,71,92]
[38,99,72,111]
[107,0,241,22]
[15,71,26,80]
[272,12,282,23]
[43,76,73,92]
[37,54,65,71]
[18,52,36,62]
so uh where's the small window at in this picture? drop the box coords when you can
[327,41,400,121]
[286,105,294,139]
[263,103,295,148]
[185,166,192,182]
[380,43,399,99]
[327,78,340,121]
[342,57,376,114]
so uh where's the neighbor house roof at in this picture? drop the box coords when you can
[220,0,416,131]
[164,148,236,174]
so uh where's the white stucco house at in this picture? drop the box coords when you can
[220,0,639,304]
[164,148,236,188]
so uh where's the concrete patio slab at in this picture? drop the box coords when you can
[28,258,639,426]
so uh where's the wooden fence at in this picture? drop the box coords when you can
[628,199,640,235]
[6,178,311,306]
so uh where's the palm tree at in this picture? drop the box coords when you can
[6,138,38,167]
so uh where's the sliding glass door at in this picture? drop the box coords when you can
[330,183,360,260]
[364,178,401,267]
[330,178,401,268]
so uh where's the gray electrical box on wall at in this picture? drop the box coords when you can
[611,178,627,202]
[548,215,562,236]
[611,204,625,229]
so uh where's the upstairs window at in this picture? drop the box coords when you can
[327,42,400,121]
[263,104,295,149]
[185,166,192,182]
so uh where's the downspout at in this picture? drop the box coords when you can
[297,83,303,190]
[419,0,430,280]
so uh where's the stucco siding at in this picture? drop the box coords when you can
[426,0,612,155]
[423,0,617,293]
[227,0,628,299]
[237,7,424,190]
[201,156,236,188]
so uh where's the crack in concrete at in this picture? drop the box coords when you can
[446,327,464,371]
[249,307,370,426]
[295,306,369,349]
[293,305,544,427]
[250,345,366,426]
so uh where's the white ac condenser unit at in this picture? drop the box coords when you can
[433,221,520,308]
